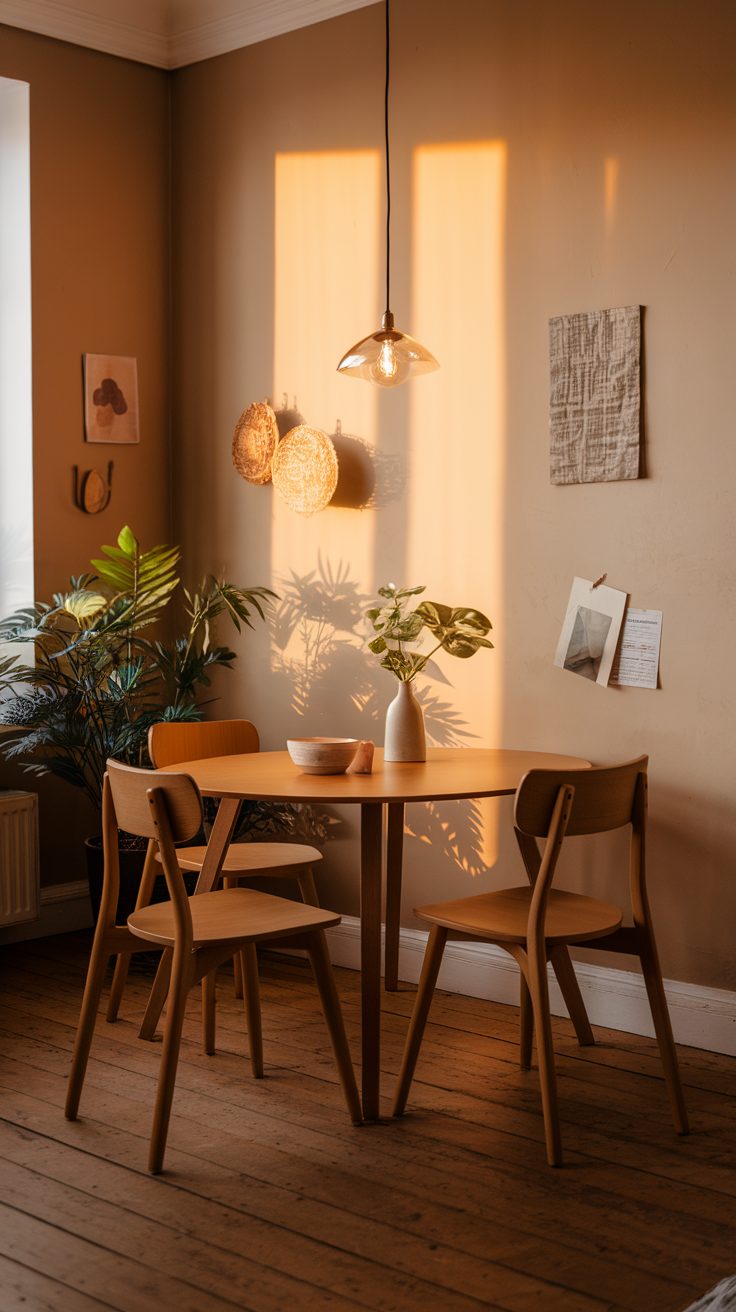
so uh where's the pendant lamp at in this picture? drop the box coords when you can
[337,0,438,387]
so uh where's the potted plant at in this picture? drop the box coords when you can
[367,583,493,761]
[0,525,274,918]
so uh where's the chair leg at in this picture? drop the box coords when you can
[139,948,172,1041]
[519,973,533,1070]
[241,944,264,1079]
[66,934,112,1120]
[638,933,689,1135]
[550,945,595,1047]
[148,949,194,1175]
[106,953,132,1024]
[525,946,563,1166]
[107,839,159,1023]
[307,930,362,1125]
[233,952,245,1000]
[202,968,217,1055]
[223,876,245,999]
[392,925,448,1118]
[297,867,319,906]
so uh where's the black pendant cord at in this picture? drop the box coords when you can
[384,0,391,318]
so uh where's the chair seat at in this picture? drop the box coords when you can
[128,886,340,948]
[417,885,623,945]
[155,841,321,874]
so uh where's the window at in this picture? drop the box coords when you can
[0,77,33,621]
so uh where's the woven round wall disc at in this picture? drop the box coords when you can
[232,400,279,485]
[271,425,338,515]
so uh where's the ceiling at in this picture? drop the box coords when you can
[0,0,379,68]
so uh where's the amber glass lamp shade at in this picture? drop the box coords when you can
[337,311,438,388]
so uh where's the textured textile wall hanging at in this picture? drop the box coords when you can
[232,400,279,485]
[271,425,338,514]
[549,305,641,484]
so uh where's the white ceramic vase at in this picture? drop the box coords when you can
[384,679,426,762]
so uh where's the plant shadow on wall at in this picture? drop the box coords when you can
[271,557,380,731]
[408,686,487,877]
[269,558,488,875]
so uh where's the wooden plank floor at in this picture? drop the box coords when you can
[0,933,734,1312]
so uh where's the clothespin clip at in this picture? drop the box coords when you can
[591,573,607,590]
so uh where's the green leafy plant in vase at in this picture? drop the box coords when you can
[367,584,493,761]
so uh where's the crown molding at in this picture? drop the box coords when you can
[0,0,380,69]
[0,0,170,67]
[170,1,379,69]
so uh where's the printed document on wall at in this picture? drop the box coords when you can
[610,609,662,689]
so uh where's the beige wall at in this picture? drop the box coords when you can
[171,0,736,994]
[0,26,170,881]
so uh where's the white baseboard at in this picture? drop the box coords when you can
[324,916,736,1058]
[2,891,733,1058]
[0,880,92,945]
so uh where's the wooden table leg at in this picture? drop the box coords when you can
[360,802,384,1121]
[384,802,404,992]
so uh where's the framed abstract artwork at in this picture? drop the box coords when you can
[83,354,140,444]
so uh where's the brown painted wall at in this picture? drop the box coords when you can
[0,26,170,882]
[170,0,736,993]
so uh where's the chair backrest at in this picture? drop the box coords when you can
[106,758,203,842]
[104,759,203,938]
[148,718,260,769]
[513,758,649,939]
[514,757,648,838]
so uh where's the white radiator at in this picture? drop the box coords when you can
[0,791,39,927]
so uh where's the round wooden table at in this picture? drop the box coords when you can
[161,746,590,1119]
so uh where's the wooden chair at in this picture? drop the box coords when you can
[392,757,689,1166]
[149,719,322,902]
[106,718,322,1058]
[65,760,361,1174]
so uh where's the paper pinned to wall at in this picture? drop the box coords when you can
[554,576,628,687]
[610,608,662,689]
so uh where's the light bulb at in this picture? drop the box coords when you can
[377,340,398,379]
[369,337,409,387]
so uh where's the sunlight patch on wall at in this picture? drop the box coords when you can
[271,150,380,735]
[604,156,619,242]
[408,141,507,867]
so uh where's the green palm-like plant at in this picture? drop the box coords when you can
[0,526,274,810]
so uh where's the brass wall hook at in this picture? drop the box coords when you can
[73,462,113,514]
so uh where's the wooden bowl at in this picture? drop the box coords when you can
[286,737,359,774]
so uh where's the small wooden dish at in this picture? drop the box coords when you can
[286,737,359,775]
